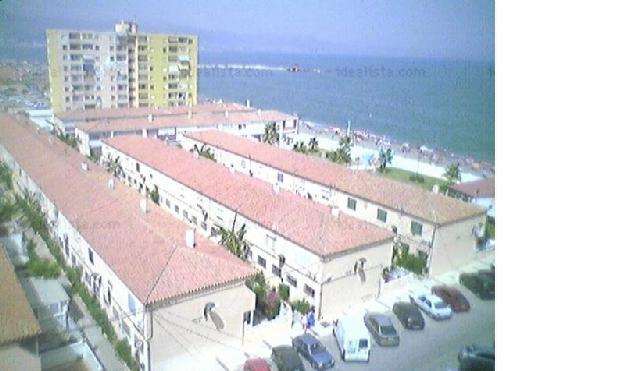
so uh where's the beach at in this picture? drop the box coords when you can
[288,121,495,182]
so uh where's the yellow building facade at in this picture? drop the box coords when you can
[47,21,198,113]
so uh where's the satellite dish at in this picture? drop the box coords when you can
[204,303,224,330]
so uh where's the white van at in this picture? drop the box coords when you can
[333,315,371,362]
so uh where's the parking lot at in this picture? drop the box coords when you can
[295,284,494,371]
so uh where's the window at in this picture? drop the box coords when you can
[347,197,357,210]
[200,222,207,231]
[377,208,387,223]
[191,216,197,225]
[304,284,316,298]
[257,255,266,268]
[183,210,188,219]
[265,235,276,250]
[135,162,140,172]
[165,199,170,208]
[286,274,298,288]
[411,221,423,236]
[277,173,284,183]
[174,205,179,213]
[128,294,136,315]
[88,248,94,264]
[272,264,282,278]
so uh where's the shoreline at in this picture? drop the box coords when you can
[291,120,495,181]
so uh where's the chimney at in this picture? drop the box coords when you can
[81,162,89,171]
[229,166,235,174]
[187,109,192,119]
[193,150,199,159]
[185,228,195,248]
[331,207,340,219]
[108,178,115,189]
[140,198,147,213]
[245,99,251,108]
[257,109,262,117]
[273,183,280,193]
[148,114,153,122]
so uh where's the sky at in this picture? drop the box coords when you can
[0,0,494,61]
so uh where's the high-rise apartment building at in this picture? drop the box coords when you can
[47,21,198,113]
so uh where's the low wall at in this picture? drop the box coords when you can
[40,340,103,371]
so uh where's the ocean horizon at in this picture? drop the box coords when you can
[1,48,494,162]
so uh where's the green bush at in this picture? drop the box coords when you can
[115,339,139,371]
[394,244,427,275]
[290,299,311,315]
[26,259,61,278]
[409,173,425,183]
[278,283,290,302]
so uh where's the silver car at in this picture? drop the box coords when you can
[363,314,400,347]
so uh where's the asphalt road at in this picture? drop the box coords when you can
[300,285,495,371]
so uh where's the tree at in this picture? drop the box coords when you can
[0,196,18,225]
[308,137,319,152]
[193,144,216,161]
[443,163,461,185]
[292,141,308,153]
[328,136,352,164]
[218,215,249,260]
[148,185,160,205]
[377,148,393,172]
[0,161,13,190]
[262,122,279,145]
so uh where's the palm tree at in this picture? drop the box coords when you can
[308,137,319,152]
[218,215,249,260]
[329,136,353,164]
[377,148,393,172]
[262,122,279,145]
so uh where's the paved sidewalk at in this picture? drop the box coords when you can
[25,228,129,371]
[72,295,130,371]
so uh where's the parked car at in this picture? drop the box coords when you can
[333,315,371,362]
[410,293,453,320]
[458,345,495,371]
[392,301,425,330]
[271,346,305,371]
[459,273,495,300]
[363,313,400,347]
[292,334,335,369]
[432,286,471,312]
[243,358,271,371]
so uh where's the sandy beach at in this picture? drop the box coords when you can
[288,122,495,182]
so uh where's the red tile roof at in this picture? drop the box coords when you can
[77,110,297,134]
[55,101,250,122]
[103,136,394,257]
[450,177,495,198]
[186,131,486,225]
[0,249,41,345]
[0,114,255,306]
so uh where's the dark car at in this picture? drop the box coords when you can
[459,273,495,300]
[432,286,471,312]
[271,346,305,371]
[392,302,425,330]
[364,314,400,347]
[458,345,495,371]
[243,358,271,371]
[292,334,335,369]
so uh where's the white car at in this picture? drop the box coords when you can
[410,293,452,320]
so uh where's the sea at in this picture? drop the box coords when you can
[2,48,495,162]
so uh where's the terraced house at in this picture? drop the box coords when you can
[52,100,250,136]
[100,135,395,319]
[74,108,298,157]
[47,21,198,113]
[0,114,256,371]
[181,130,488,276]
